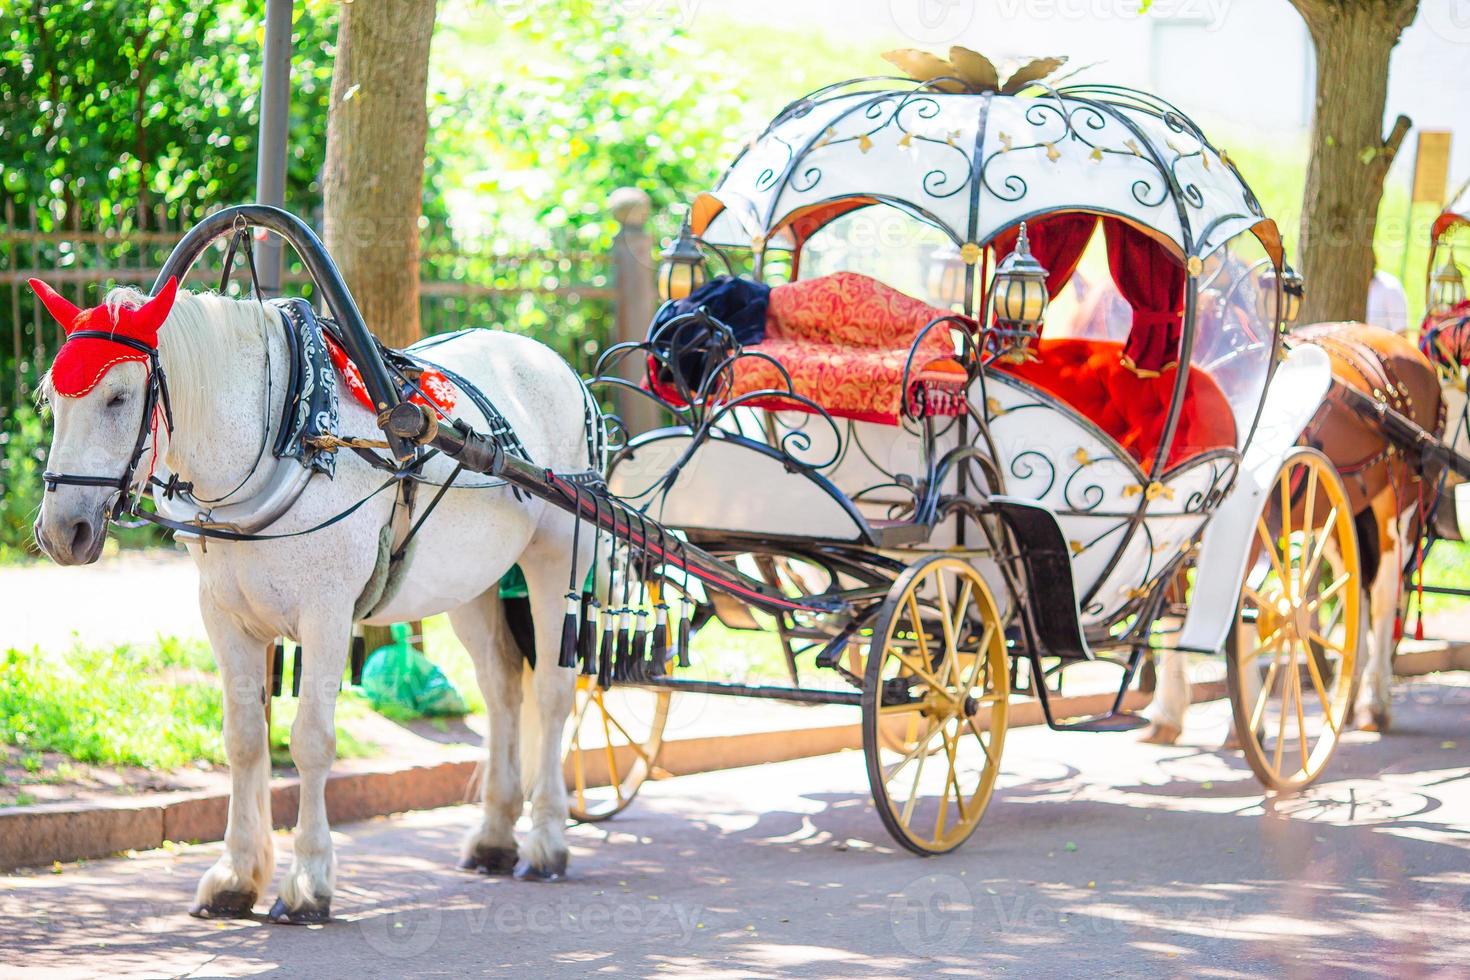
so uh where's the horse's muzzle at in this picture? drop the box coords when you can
[35,510,106,566]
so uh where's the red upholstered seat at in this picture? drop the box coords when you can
[724,272,967,424]
[994,337,1236,471]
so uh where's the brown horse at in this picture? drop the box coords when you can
[1145,321,1442,742]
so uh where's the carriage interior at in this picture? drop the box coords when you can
[669,204,1280,479]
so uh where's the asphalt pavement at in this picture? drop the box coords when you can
[3,679,1468,979]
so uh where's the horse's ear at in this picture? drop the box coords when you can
[135,277,179,339]
[28,278,81,332]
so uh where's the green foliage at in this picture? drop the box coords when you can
[0,405,45,562]
[0,637,225,768]
[0,635,377,770]
[0,0,336,225]
[434,0,745,250]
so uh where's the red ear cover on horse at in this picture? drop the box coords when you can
[30,276,180,397]
[132,276,179,344]
[27,277,82,331]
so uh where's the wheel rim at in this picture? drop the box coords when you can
[1229,448,1361,793]
[564,674,670,821]
[862,556,1009,855]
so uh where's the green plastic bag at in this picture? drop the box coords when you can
[360,623,467,717]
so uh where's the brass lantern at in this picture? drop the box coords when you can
[1256,263,1304,329]
[658,220,708,303]
[1430,246,1466,314]
[928,243,969,310]
[990,223,1049,358]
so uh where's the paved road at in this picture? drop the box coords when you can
[3,680,1468,979]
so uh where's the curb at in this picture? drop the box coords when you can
[0,683,1225,872]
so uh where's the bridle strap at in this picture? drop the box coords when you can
[42,339,171,520]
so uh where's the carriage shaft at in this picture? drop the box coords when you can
[381,403,848,619]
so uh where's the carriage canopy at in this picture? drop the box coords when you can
[692,80,1282,268]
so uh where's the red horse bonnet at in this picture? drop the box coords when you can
[29,277,178,397]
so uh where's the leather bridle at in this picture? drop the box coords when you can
[41,331,174,520]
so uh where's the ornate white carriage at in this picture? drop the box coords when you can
[576,63,1364,845]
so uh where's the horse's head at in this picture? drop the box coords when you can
[30,278,177,565]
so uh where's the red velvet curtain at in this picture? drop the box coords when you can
[1103,218,1186,376]
[992,212,1098,299]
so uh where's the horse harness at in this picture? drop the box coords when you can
[47,296,594,615]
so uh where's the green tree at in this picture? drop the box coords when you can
[1289,0,1418,324]
[0,0,336,228]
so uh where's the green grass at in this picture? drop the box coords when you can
[0,636,376,771]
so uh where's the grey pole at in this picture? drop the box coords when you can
[255,0,294,295]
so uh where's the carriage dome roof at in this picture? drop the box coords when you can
[691,52,1281,267]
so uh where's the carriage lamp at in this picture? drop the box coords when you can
[1256,263,1304,329]
[658,220,708,303]
[989,223,1049,358]
[1430,247,1466,313]
[928,243,969,310]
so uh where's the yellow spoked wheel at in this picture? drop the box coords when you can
[1228,447,1362,793]
[863,555,1009,855]
[563,674,671,821]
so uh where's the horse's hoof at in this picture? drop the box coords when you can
[1356,708,1389,733]
[1139,722,1181,745]
[513,856,566,882]
[188,890,257,919]
[268,896,331,925]
[458,845,518,876]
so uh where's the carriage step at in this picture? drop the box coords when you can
[1049,710,1150,733]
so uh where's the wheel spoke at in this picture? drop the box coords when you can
[1272,646,1294,776]
[965,713,999,770]
[596,692,624,802]
[1300,639,1340,735]
[1307,629,1346,656]
[602,707,655,766]
[1249,655,1281,735]
[1291,648,1311,771]
[1307,573,1351,612]
[1257,519,1291,592]
[1296,465,1318,601]
[1299,507,1338,593]
[1280,466,1294,601]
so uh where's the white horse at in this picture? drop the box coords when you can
[33,285,594,922]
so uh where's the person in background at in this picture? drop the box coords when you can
[1368,267,1409,334]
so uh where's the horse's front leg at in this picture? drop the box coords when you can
[270,609,352,924]
[191,607,275,919]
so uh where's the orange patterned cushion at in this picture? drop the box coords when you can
[726,273,964,424]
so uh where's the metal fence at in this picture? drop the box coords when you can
[0,199,618,412]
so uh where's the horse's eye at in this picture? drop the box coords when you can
[106,392,127,409]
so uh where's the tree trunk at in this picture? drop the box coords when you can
[322,0,438,349]
[1291,0,1416,325]
[322,0,438,655]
